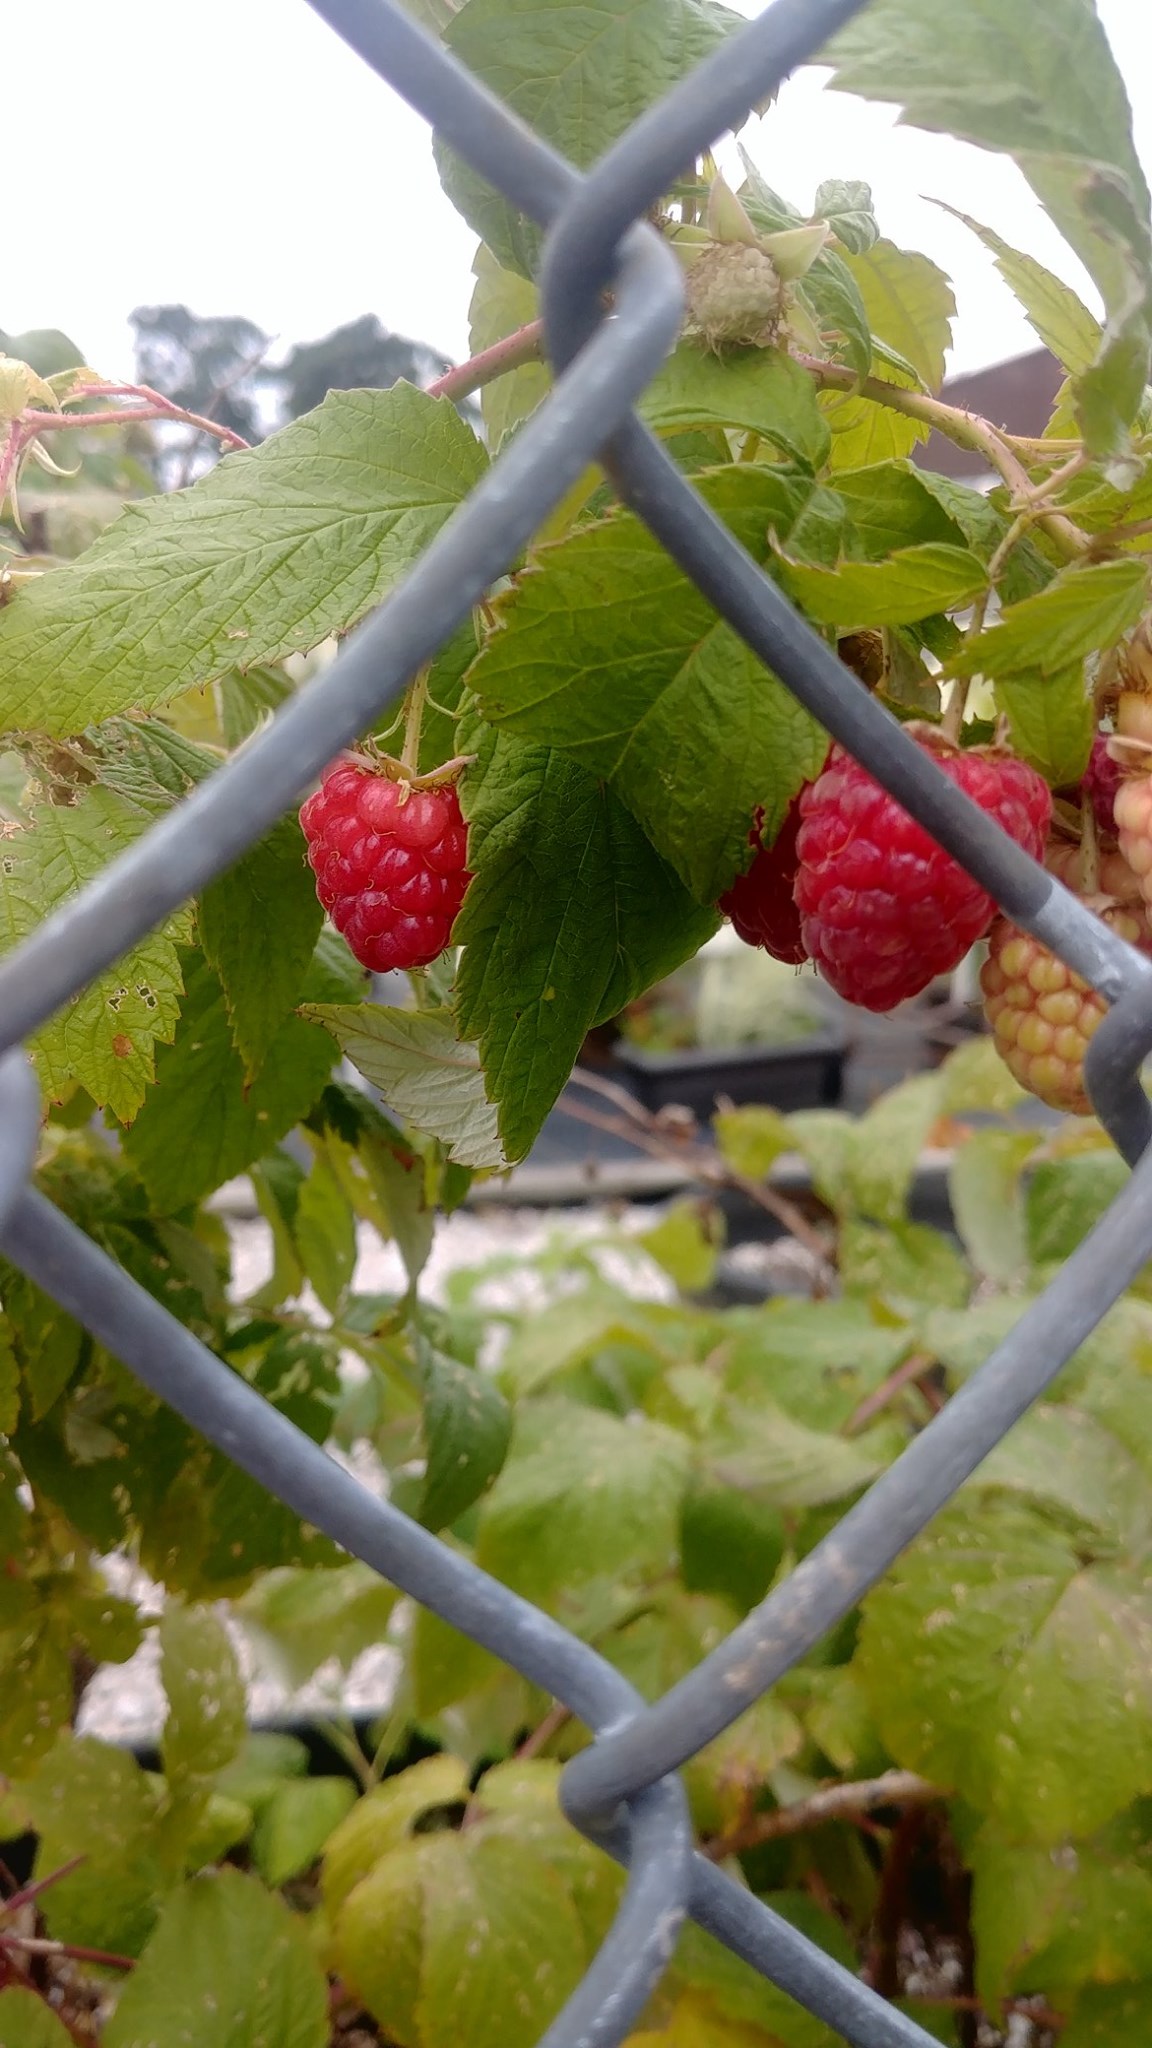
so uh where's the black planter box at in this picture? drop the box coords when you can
[611,1023,846,1121]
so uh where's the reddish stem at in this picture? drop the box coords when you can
[2,1856,85,1916]
[427,320,545,403]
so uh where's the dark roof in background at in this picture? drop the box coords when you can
[913,348,1065,478]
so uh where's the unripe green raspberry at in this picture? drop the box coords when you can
[684,243,786,350]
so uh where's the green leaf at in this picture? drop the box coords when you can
[933,204,1102,376]
[0,1990,77,2048]
[938,1033,1029,1115]
[840,1218,971,1310]
[827,0,1152,457]
[300,1003,505,1169]
[712,1103,792,1181]
[1026,1150,1130,1266]
[322,1755,471,1915]
[845,240,955,391]
[0,387,486,735]
[638,1201,721,1294]
[435,0,741,277]
[24,1736,163,1956]
[858,1496,1152,1842]
[705,1399,885,1511]
[776,542,987,629]
[1061,1984,1152,2046]
[679,1475,784,1612]
[198,817,323,1080]
[468,245,550,450]
[995,666,1095,787]
[417,1341,513,1533]
[160,1601,247,1787]
[466,466,830,899]
[829,460,969,558]
[124,954,338,1211]
[948,1131,1034,1286]
[251,1775,358,1887]
[813,178,879,254]
[0,785,188,1122]
[294,1149,358,1315]
[970,1809,1152,2004]
[723,1297,911,1434]
[640,343,831,470]
[846,1072,942,1224]
[950,558,1149,678]
[454,724,717,1157]
[103,1867,328,2048]
[476,1400,688,1609]
[237,1562,399,1686]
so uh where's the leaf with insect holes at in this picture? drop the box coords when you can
[826,0,1152,456]
[435,0,742,278]
[0,784,191,1123]
[103,1867,328,2048]
[123,952,339,1211]
[160,1602,247,1788]
[301,1003,505,1168]
[22,1737,164,1957]
[454,721,717,1159]
[466,465,830,901]
[199,816,323,1081]
[0,386,486,736]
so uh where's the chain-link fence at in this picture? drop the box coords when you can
[2,0,1151,2042]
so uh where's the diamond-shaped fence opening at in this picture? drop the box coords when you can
[2,2,1152,2044]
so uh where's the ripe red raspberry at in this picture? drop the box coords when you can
[299,759,470,973]
[793,740,1051,1012]
[718,795,807,964]
[981,898,1150,1114]
[1081,733,1124,836]
[1114,773,1152,909]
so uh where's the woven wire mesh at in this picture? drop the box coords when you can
[3,1,1152,2042]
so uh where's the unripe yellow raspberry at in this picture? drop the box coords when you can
[981,897,1150,1115]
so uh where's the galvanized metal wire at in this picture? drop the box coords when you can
[2,1,1151,2042]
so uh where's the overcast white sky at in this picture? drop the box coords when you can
[8,0,1151,384]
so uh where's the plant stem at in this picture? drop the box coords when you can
[427,321,545,405]
[0,1929,135,1970]
[843,1351,937,1435]
[516,1701,572,1759]
[797,357,1088,563]
[401,668,429,776]
[704,1769,942,1863]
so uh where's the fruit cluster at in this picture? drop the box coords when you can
[720,734,1051,1012]
[300,759,470,974]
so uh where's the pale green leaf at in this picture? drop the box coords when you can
[776,542,987,628]
[0,1989,77,2047]
[23,1736,163,1956]
[1061,1984,1152,2045]
[455,722,717,1158]
[950,558,1149,678]
[998,666,1096,786]
[476,1400,689,1607]
[466,466,830,899]
[420,1827,589,2048]
[417,1342,513,1533]
[198,817,323,1081]
[0,387,486,735]
[723,1297,911,1434]
[640,343,831,469]
[847,1072,942,1224]
[251,1775,358,1887]
[846,238,955,388]
[933,203,1102,375]
[858,1497,1152,1842]
[468,244,550,450]
[300,1003,505,1169]
[294,1150,358,1315]
[321,1756,471,1916]
[237,1563,399,1687]
[638,1201,721,1294]
[0,785,188,1122]
[840,1218,971,1309]
[160,1602,247,1788]
[706,1399,885,1510]
[938,1032,1029,1114]
[436,0,741,277]
[948,1130,1034,1286]
[103,1867,328,2048]
[712,1103,792,1181]
[124,954,338,1211]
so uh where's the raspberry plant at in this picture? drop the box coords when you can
[2,0,1152,2043]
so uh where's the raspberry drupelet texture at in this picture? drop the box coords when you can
[719,796,807,964]
[793,742,1051,1012]
[1081,732,1125,837]
[300,760,470,973]
[981,898,1150,1115]
[1045,836,1143,903]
